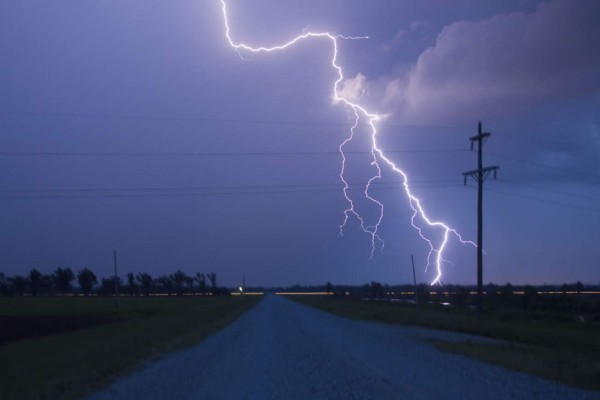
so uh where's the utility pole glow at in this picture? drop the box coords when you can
[219,0,475,285]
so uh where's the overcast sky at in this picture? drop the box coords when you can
[0,0,598,287]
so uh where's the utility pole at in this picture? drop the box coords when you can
[411,254,419,310]
[462,122,499,322]
[114,250,119,309]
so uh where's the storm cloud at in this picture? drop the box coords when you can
[383,0,600,122]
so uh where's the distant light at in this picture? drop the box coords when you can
[239,286,243,292]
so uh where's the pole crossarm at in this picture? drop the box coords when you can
[462,166,500,185]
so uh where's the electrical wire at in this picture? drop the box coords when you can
[485,152,600,180]
[0,149,469,157]
[0,183,462,200]
[0,110,469,131]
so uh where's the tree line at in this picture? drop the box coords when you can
[0,268,229,297]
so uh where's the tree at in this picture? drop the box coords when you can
[77,268,97,295]
[136,273,153,296]
[100,276,121,296]
[521,285,538,309]
[170,270,188,296]
[561,283,569,295]
[325,281,332,295]
[156,275,174,295]
[127,272,136,295]
[184,275,195,295]
[369,281,384,299]
[196,272,206,295]
[29,269,42,296]
[9,275,28,296]
[53,267,75,294]
[207,272,217,295]
[40,274,55,295]
[0,273,9,296]
[575,281,584,294]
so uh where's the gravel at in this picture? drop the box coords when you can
[89,294,599,400]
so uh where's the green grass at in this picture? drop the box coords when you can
[289,296,600,391]
[0,295,261,400]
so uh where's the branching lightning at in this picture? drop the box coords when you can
[219,0,475,285]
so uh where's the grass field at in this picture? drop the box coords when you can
[289,296,600,392]
[0,295,261,400]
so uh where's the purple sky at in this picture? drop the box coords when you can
[0,0,598,287]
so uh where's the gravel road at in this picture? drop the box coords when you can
[90,295,598,400]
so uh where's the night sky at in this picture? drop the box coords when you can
[0,0,598,287]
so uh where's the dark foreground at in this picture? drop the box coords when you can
[91,295,597,400]
[0,296,259,400]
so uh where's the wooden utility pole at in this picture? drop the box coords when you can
[114,250,119,308]
[411,254,419,310]
[462,122,499,322]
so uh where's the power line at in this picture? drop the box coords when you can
[0,149,469,157]
[466,184,600,213]
[3,177,599,214]
[497,179,600,202]
[0,110,469,131]
[2,149,595,184]
[0,179,457,194]
[0,183,462,200]
[498,131,580,148]
[485,152,600,180]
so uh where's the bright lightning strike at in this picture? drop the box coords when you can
[219,0,475,285]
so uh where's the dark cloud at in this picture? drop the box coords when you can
[385,0,600,122]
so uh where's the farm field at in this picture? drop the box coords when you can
[0,295,261,400]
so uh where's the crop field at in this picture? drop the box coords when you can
[0,295,261,400]
[290,295,600,391]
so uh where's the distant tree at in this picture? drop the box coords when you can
[77,268,97,295]
[136,273,153,296]
[575,281,584,294]
[369,281,384,299]
[9,275,28,296]
[100,276,121,296]
[156,275,174,295]
[53,267,75,294]
[0,273,8,296]
[29,269,42,296]
[196,272,206,295]
[184,275,194,295]
[325,281,332,295]
[207,272,217,295]
[40,274,55,295]
[521,285,538,309]
[561,283,569,295]
[170,270,188,296]
[127,272,136,295]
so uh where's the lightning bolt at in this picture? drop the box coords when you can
[219,0,475,285]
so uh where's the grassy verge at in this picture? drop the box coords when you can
[288,296,600,391]
[0,296,261,400]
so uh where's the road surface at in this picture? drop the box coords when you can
[90,295,598,400]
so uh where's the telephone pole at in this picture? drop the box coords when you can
[114,250,119,309]
[462,122,499,322]
[411,254,419,310]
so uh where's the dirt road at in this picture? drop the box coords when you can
[90,295,597,399]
